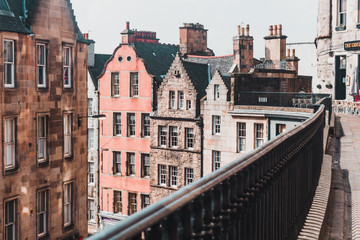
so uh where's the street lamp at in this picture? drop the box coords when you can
[78,114,106,127]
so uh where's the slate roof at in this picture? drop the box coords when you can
[88,54,112,90]
[185,55,234,77]
[133,42,179,82]
[0,0,90,44]
[182,60,210,99]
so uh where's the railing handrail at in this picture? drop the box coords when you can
[89,104,326,240]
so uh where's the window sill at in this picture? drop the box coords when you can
[37,160,49,168]
[64,155,73,160]
[113,173,122,176]
[4,167,19,175]
[335,25,346,31]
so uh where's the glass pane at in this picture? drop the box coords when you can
[5,41,14,62]
[5,64,13,85]
[38,66,44,85]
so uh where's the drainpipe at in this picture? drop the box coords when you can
[96,90,101,229]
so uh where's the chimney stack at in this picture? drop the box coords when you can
[264,24,287,63]
[241,27,245,36]
[126,21,130,30]
[269,25,273,36]
[233,24,254,73]
[179,23,213,56]
[121,21,134,44]
[246,24,250,36]
[285,48,300,74]
[237,25,241,35]
[278,24,282,35]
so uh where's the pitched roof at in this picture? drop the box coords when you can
[182,60,210,99]
[88,54,112,90]
[185,55,234,77]
[133,42,179,82]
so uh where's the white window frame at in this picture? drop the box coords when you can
[4,40,15,88]
[4,118,16,170]
[128,192,137,215]
[37,189,48,237]
[88,129,94,149]
[113,152,121,174]
[88,199,95,221]
[141,194,150,209]
[212,115,221,135]
[63,46,72,88]
[159,126,167,147]
[212,151,221,171]
[214,84,220,100]
[38,115,47,163]
[127,152,136,176]
[186,100,192,110]
[237,122,246,152]
[37,43,46,88]
[88,98,93,116]
[141,154,150,177]
[169,91,175,109]
[111,72,120,97]
[178,91,184,109]
[255,123,264,148]
[169,166,178,187]
[130,72,139,97]
[338,0,347,26]
[63,182,73,227]
[88,162,95,183]
[114,113,122,136]
[113,191,122,213]
[169,126,178,147]
[185,128,194,149]
[127,113,136,137]
[142,114,150,137]
[5,198,16,240]
[159,164,167,185]
[63,113,72,157]
[185,168,194,185]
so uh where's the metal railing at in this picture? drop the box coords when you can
[88,103,326,240]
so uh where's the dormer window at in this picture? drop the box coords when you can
[174,70,180,78]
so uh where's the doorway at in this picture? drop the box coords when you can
[335,56,346,100]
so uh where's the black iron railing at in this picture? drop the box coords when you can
[88,104,326,240]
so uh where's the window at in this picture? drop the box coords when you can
[169,91,175,109]
[63,47,71,88]
[169,166,178,187]
[214,84,220,100]
[4,118,15,170]
[127,153,136,175]
[141,154,150,177]
[88,199,95,221]
[185,128,194,149]
[63,114,72,157]
[37,43,46,88]
[88,98,93,116]
[212,151,221,171]
[130,73,139,97]
[178,91,184,109]
[169,126,178,147]
[4,199,16,240]
[185,168,194,185]
[113,152,121,174]
[127,113,136,137]
[338,0,347,26]
[276,124,286,136]
[237,123,246,152]
[255,123,264,148]
[63,182,73,227]
[88,129,94,149]
[141,195,150,209]
[212,116,221,135]
[113,191,122,213]
[128,193,137,215]
[111,72,120,97]
[4,40,15,88]
[159,164,167,185]
[37,189,49,237]
[186,100,192,110]
[142,114,150,137]
[114,113,122,136]
[88,162,95,183]
[38,116,47,162]
[159,126,167,147]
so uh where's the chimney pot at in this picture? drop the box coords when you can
[269,25,273,36]
[292,49,296,57]
[246,24,250,36]
[237,25,241,35]
[83,33,89,39]
[274,25,278,35]
[287,49,290,57]
[278,24,282,35]
[126,21,130,30]
[241,27,245,36]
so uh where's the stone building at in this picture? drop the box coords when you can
[0,0,89,239]
[150,53,209,202]
[317,0,360,99]
[87,38,111,234]
[97,22,178,229]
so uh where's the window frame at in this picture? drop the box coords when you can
[37,189,49,238]
[113,113,122,136]
[111,72,120,97]
[63,46,72,88]
[158,164,167,186]
[185,168,194,185]
[212,151,221,172]
[128,192,137,215]
[141,154,150,178]
[214,84,220,100]
[159,126,167,147]
[127,113,136,137]
[338,0,347,26]
[254,123,264,148]
[141,194,150,209]
[88,162,95,184]
[88,128,95,149]
[37,43,47,88]
[88,198,95,221]
[237,122,246,152]
[113,151,122,175]
[37,115,48,164]
[212,115,221,135]
[63,113,72,158]
[185,128,194,149]
[4,39,15,88]
[88,98,93,116]
[169,166,178,188]
[127,152,136,176]
[178,91,184,109]
[63,181,73,228]
[141,114,150,138]
[169,91,175,109]
[113,190,122,214]
[169,126,178,148]
[4,198,17,240]
[130,72,139,97]
[186,100,192,110]
[3,117,16,171]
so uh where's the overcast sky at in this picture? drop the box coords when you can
[71,0,318,58]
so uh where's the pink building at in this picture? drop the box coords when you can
[98,22,178,228]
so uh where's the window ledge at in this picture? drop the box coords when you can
[335,25,346,31]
